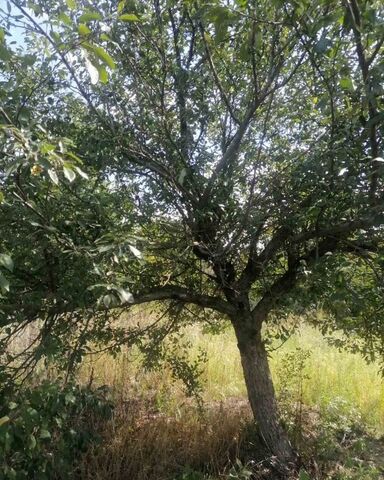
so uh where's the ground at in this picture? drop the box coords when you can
[75,322,384,480]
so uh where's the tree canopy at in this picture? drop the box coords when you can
[0,0,383,467]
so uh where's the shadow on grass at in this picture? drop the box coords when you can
[76,394,384,480]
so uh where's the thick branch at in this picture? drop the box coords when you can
[238,204,384,294]
[251,236,341,324]
[291,208,384,244]
[169,9,192,159]
[251,233,382,326]
[201,99,259,203]
[127,285,234,315]
[236,226,292,293]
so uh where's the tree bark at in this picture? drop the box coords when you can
[233,318,295,468]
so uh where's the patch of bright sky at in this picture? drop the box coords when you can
[0,0,48,48]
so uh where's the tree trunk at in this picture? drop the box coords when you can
[233,320,295,468]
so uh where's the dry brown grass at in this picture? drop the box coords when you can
[75,323,384,480]
[78,396,253,480]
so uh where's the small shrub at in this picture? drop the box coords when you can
[275,347,311,446]
[0,380,113,479]
[316,397,364,460]
[226,459,253,480]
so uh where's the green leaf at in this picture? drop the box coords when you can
[117,1,126,13]
[0,272,10,292]
[66,151,82,163]
[178,168,187,185]
[254,30,262,50]
[129,245,142,258]
[103,293,117,307]
[339,77,354,91]
[23,54,36,66]
[119,13,139,22]
[214,20,228,43]
[0,44,11,61]
[66,0,76,9]
[51,31,62,45]
[28,434,37,450]
[314,37,332,54]
[63,166,76,182]
[0,254,13,272]
[75,166,89,179]
[78,23,91,36]
[58,13,72,26]
[98,65,108,83]
[299,469,311,480]
[98,244,114,253]
[0,191,4,203]
[65,392,76,404]
[93,45,116,69]
[116,287,134,303]
[40,142,56,154]
[79,11,102,23]
[39,429,51,440]
[48,169,59,185]
[85,57,99,84]
[0,416,10,427]
[6,468,16,480]
[237,0,248,7]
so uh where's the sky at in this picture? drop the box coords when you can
[0,0,45,47]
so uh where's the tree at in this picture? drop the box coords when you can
[0,0,383,470]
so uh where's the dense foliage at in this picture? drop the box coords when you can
[0,0,383,467]
[0,381,113,479]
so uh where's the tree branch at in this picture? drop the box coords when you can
[127,285,234,315]
[344,0,381,200]
[199,22,240,125]
[291,208,384,244]
[201,98,259,203]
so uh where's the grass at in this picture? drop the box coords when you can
[78,397,252,480]
[76,321,384,479]
[278,328,384,433]
[81,323,384,433]
[5,311,384,479]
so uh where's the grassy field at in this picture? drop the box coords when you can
[77,322,384,480]
[81,324,384,433]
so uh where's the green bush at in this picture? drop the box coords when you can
[316,397,364,460]
[0,381,113,479]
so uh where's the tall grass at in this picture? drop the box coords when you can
[77,322,384,479]
[6,315,383,478]
[278,328,384,433]
[80,323,384,434]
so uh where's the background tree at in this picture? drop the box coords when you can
[0,0,383,469]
